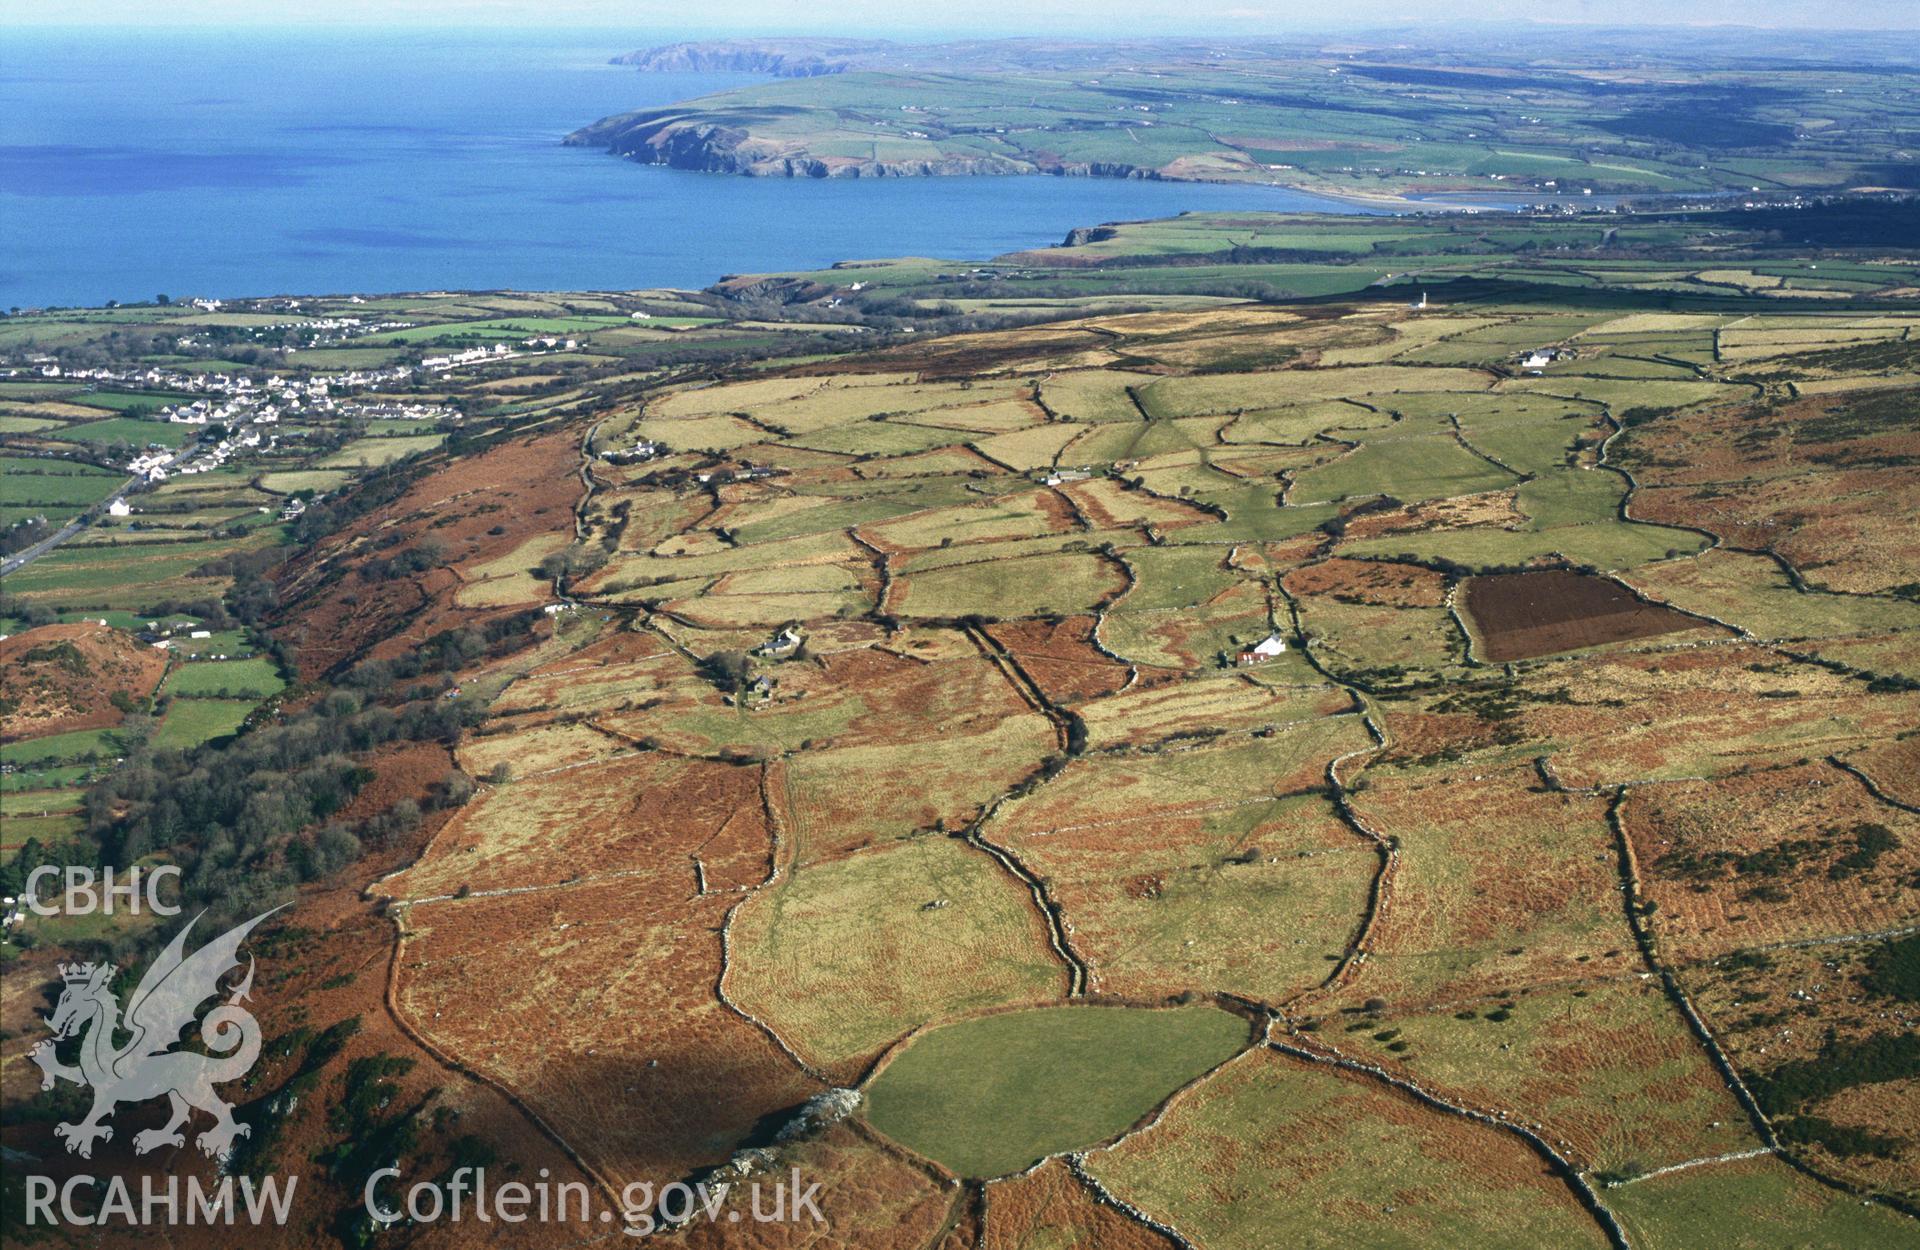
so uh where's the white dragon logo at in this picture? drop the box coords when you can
[28,906,281,1161]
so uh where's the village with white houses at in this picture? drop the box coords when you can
[9,347,470,490]
[0,292,651,579]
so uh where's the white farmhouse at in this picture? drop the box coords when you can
[1237,633,1289,665]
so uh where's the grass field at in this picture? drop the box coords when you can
[72,389,197,412]
[1087,1046,1611,1250]
[162,657,285,698]
[0,727,123,767]
[1293,434,1519,505]
[1605,1154,1920,1250]
[728,836,1067,1074]
[45,417,192,447]
[150,698,255,750]
[0,473,121,508]
[317,434,444,467]
[257,469,349,494]
[2,536,268,606]
[893,550,1127,618]
[993,786,1377,1001]
[1333,978,1750,1174]
[864,1003,1248,1177]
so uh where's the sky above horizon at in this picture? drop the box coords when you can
[9,0,1920,31]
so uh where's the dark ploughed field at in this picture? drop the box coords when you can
[1462,569,1707,661]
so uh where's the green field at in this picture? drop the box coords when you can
[0,536,266,605]
[0,455,119,476]
[0,472,121,508]
[151,698,256,750]
[863,1004,1249,1177]
[0,727,125,767]
[0,765,98,795]
[1088,1046,1616,1250]
[45,417,191,448]
[353,315,630,345]
[1605,1155,1920,1250]
[73,390,197,413]
[163,657,285,698]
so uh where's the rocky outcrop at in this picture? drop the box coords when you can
[1062,225,1123,247]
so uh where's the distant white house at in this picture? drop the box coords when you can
[1238,633,1289,665]
[107,498,132,518]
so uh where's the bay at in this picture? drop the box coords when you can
[1,26,1384,309]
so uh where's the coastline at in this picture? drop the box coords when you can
[568,138,1688,216]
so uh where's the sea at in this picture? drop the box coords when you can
[2,26,1395,310]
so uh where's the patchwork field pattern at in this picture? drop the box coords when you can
[11,270,1907,1248]
[356,292,1920,1245]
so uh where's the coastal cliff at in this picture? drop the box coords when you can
[564,111,1168,181]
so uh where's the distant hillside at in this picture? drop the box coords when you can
[608,37,1276,78]
[575,40,1920,199]
[610,39,892,77]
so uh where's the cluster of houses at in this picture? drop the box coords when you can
[124,451,175,482]
[14,360,463,489]
[136,620,249,660]
[692,463,778,485]
[420,343,515,371]
[420,336,575,374]
[156,426,273,480]
[165,392,278,426]
[22,360,367,419]
[1518,348,1565,371]
[600,438,660,463]
[717,629,808,709]
[338,400,456,422]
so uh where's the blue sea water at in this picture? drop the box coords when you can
[1,27,1386,309]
